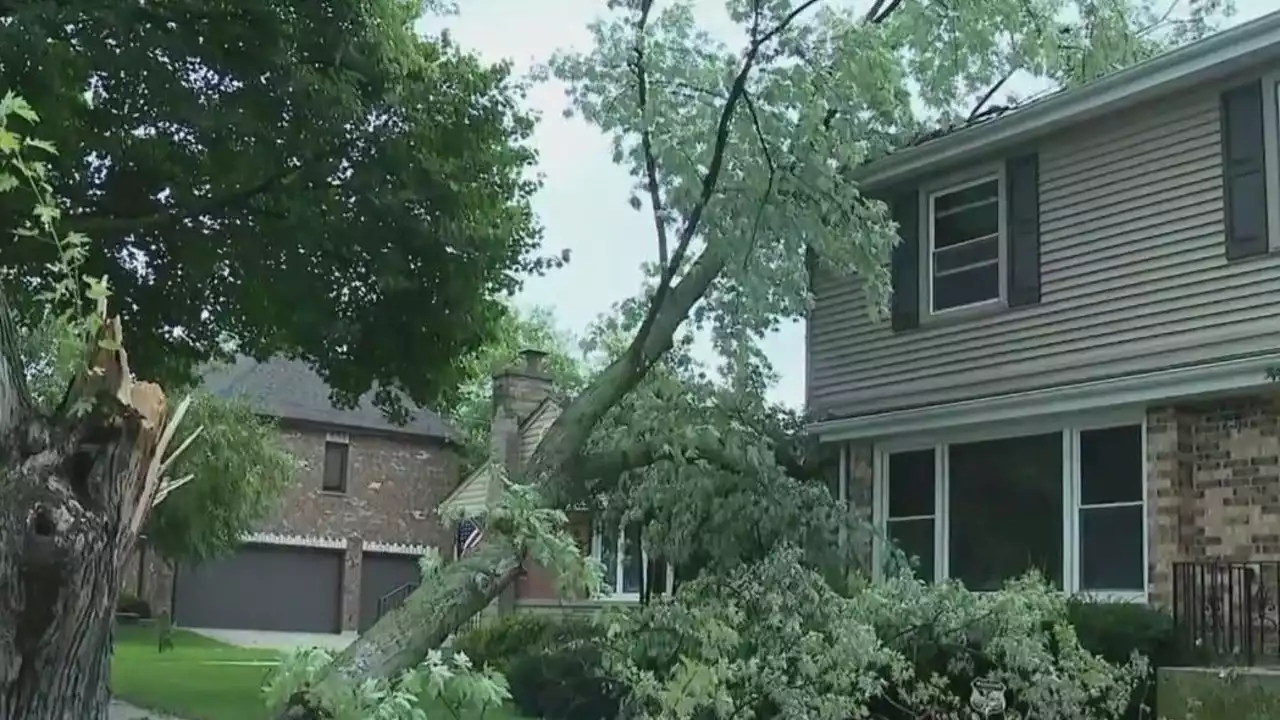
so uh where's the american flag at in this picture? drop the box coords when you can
[456,519,483,556]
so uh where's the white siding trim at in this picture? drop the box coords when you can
[363,540,432,556]
[243,532,346,550]
[810,352,1280,442]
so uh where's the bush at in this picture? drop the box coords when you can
[456,612,622,720]
[116,591,152,619]
[1067,598,1194,720]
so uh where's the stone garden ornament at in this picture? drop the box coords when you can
[968,677,1007,718]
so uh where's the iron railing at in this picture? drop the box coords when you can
[1172,560,1280,666]
[376,581,418,621]
[374,582,485,638]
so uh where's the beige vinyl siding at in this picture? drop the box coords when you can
[809,83,1280,418]
[440,466,492,515]
[519,401,561,464]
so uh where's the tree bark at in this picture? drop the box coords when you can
[0,311,171,720]
[276,541,523,720]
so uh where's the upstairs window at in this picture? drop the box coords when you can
[322,440,349,493]
[928,176,1003,313]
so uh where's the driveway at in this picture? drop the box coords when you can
[109,699,180,719]
[186,627,358,652]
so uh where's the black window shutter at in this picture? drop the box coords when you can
[889,190,920,331]
[1006,153,1041,307]
[1221,81,1269,260]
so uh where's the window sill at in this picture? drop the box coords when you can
[319,490,349,498]
[593,592,642,603]
[921,298,1007,328]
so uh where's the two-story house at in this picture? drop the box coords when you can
[122,356,462,634]
[807,11,1280,608]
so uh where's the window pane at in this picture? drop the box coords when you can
[933,179,999,215]
[887,518,934,582]
[599,529,618,592]
[933,199,999,250]
[1079,425,1143,505]
[949,433,1063,591]
[1080,505,1144,591]
[934,235,998,274]
[621,524,644,593]
[323,442,348,491]
[888,450,934,518]
[933,262,999,310]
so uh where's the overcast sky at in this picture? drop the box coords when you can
[419,1,1273,409]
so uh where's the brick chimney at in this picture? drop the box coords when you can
[490,348,554,478]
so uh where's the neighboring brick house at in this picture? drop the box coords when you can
[440,349,673,613]
[806,11,1280,609]
[122,356,462,634]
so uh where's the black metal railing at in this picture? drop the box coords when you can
[373,581,488,638]
[376,581,418,621]
[1172,560,1280,666]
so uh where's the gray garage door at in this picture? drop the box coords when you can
[174,544,343,633]
[359,552,422,631]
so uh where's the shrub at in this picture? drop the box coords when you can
[1067,597,1193,720]
[456,612,622,720]
[116,591,152,619]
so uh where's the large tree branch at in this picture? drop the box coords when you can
[66,163,307,236]
[630,0,672,269]
[567,429,821,487]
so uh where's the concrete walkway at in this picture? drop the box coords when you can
[187,627,358,652]
[108,698,181,720]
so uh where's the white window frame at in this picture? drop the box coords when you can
[923,167,1008,317]
[870,408,1149,603]
[1260,72,1280,252]
[589,523,674,602]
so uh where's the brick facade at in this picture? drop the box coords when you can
[122,423,460,630]
[1146,394,1280,606]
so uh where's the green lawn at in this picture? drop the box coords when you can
[111,624,527,720]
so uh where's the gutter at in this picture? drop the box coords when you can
[857,11,1280,189]
[805,352,1280,442]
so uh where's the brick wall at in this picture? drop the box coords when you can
[1147,394,1280,605]
[263,422,458,547]
[125,422,460,624]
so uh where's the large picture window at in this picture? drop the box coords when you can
[948,433,1063,591]
[876,419,1146,598]
[928,176,1002,313]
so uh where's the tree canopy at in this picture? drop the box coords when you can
[274,2,1235,717]
[0,0,549,416]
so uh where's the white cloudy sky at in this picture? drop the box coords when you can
[418,1,1272,409]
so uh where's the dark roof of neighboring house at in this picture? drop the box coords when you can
[201,355,458,442]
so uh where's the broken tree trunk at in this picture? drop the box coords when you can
[0,313,180,720]
[277,540,523,719]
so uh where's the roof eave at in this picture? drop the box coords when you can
[855,12,1280,191]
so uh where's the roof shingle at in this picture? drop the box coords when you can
[201,356,458,442]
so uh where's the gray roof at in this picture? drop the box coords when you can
[201,356,458,442]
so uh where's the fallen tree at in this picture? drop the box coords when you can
[274,0,1231,716]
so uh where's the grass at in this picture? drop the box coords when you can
[111,624,528,720]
